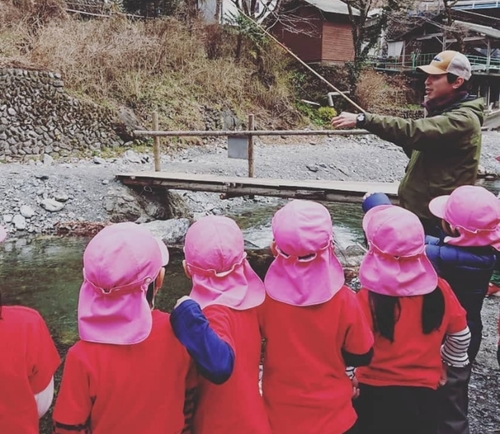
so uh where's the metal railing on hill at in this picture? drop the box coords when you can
[453,0,500,9]
[368,53,500,73]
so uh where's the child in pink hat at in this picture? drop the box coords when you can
[425,185,500,434]
[354,205,470,434]
[53,222,191,434]
[170,215,271,434]
[260,200,374,434]
[0,226,61,433]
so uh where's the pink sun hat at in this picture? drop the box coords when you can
[429,185,500,250]
[184,215,265,310]
[360,205,438,297]
[0,226,6,243]
[264,200,345,306]
[78,222,169,345]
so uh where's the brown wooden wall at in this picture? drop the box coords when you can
[273,9,323,63]
[272,7,355,64]
[321,21,355,63]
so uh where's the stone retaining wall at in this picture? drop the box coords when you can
[0,68,124,162]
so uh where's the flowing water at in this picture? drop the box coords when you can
[0,179,497,433]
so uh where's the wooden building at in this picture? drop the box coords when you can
[272,0,359,64]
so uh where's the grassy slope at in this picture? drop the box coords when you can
[0,1,310,138]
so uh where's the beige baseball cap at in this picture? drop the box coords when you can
[417,50,472,81]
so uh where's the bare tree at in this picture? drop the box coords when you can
[344,0,414,90]
[228,0,319,61]
[441,0,466,52]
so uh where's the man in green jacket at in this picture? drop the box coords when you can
[331,50,484,234]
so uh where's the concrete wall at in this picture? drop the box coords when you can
[0,68,124,162]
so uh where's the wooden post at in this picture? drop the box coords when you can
[153,111,161,172]
[247,114,254,177]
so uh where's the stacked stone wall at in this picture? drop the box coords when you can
[0,68,124,162]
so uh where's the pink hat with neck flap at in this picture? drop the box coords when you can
[184,215,265,310]
[78,222,169,345]
[429,185,500,250]
[264,200,345,306]
[360,206,438,297]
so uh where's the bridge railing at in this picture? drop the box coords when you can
[134,113,371,176]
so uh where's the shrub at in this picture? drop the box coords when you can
[317,106,337,123]
[355,69,413,113]
[296,103,337,127]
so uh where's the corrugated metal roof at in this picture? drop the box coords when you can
[455,20,500,39]
[304,0,360,16]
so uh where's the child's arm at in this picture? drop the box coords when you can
[441,327,471,368]
[342,290,375,367]
[52,347,93,434]
[28,311,60,418]
[34,376,54,418]
[170,298,234,385]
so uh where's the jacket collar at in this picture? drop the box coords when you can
[423,91,469,115]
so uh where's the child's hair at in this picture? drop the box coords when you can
[368,286,445,342]
[147,281,155,306]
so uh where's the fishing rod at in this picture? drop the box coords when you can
[235,7,365,113]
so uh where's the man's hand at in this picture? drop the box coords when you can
[331,112,358,129]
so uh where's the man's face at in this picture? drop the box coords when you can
[424,74,456,101]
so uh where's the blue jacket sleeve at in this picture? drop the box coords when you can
[170,299,234,385]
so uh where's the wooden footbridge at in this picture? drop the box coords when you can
[116,116,400,204]
[116,172,399,204]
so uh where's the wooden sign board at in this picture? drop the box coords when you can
[228,135,248,160]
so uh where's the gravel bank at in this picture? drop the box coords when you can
[0,131,498,236]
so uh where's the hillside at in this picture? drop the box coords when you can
[0,0,418,144]
[0,0,317,138]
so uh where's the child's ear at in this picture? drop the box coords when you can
[182,260,192,279]
[155,267,166,293]
[270,240,278,257]
[441,219,459,237]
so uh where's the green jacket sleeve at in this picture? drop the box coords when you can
[364,108,477,152]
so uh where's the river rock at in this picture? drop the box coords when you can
[143,218,190,245]
[123,150,142,164]
[20,205,35,218]
[41,198,65,212]
[13,214,27,230]
[54,191,69,202]
[43,154,54,166]
[93,156,106,165]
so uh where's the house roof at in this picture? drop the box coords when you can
[454,20,500,39]
[304,0,360,16]
[389,15,500,42]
